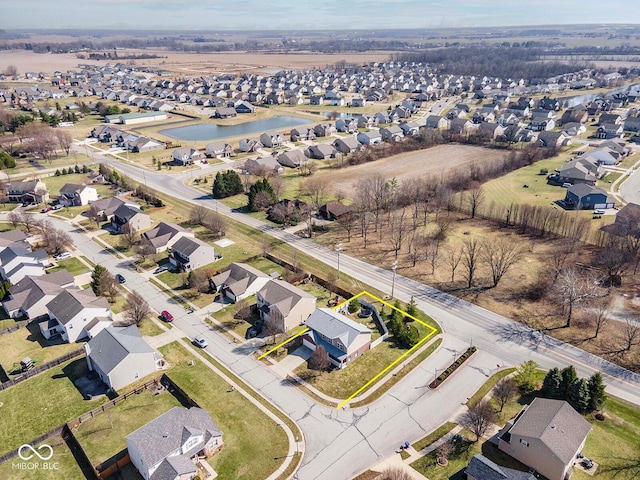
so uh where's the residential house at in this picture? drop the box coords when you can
[0,247,48,285]
[40,288,112,343]
[357,115,378,129]
[5,180,49,204]
[598,113,622,126]
[111,204,152,234]
[87,196,128,221]
[538,131,571,148]
[581,148,619,166]
[560,107,588,125]
[332,137,362,155]
[305,144,338,160]
[425,115,448,129]
[465,454,536,480]
[84,325,163,392]
[210,262,270,302]
[260,131,284,148]
[169,236,217,271]
[3,270,74,319]
[213,107,237,118]
[528,117,555,132]
[126,407,223,480]
[351,95,366,107]
[234,100,256,114]
[601,202,640,236]
[205,142,233,158]
[142,221,195,253]
[335,118,358,133]
[561,123,587,137]
[556,158,599,186]
[302,308,371,369]
[244,156,284,175]
[172,147,204,165]
[256,279,317,332]
[595,123,624,139]
[238,138,263,152]
[449,118,473,135]
[290,127,316,142]
[357,130,383,145]
[309,95,324,106]
[0,229,29,252]
[319,201,352,221]
[380,125,405,142]
[477,122,504,140]
[399,121,420,136]
[623,116,640,132]
[277,149,307,168]
[59,184,98,207]
[564,184,614,210]
[313,123,337,138]
[498,398,591,480]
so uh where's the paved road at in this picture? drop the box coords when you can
[71,145,640,480]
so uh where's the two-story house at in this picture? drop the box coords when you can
[59,183,98,207]
[169,237,217,271]
[256,279,316,332]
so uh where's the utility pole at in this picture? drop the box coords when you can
[391,260,398,299]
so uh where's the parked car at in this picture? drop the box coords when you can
[41,206,53,213]
[246,320,264,339]
[160,310,174,322]
[194,335,208,348]
[593,209,605,214]
[53,252,72,261]
[154,265,169,274]
[116,274,126,284]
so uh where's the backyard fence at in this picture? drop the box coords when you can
[0,319,30,336]
[0,348,85,392]
[0,425,64,465]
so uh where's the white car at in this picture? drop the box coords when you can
[54,252,72,261]
[194,335,208,348]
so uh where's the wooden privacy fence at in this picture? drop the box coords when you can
[0,348,85,392]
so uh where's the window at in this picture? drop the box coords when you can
[520,439,529,447]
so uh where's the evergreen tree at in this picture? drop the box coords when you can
[212,172,228,199]
[541,367,563,399]
[406,296,418,317]
[224,170,243,195]
[247,178,276,211]
[560,365,578,400]
[514,360,539,393]
[90,265,107,295]
[74,164,81,173]
[398,325,420,348]
[55,169,61,176]
[568,378,591,413]
[587,372,607,412]
[82,164,88,173]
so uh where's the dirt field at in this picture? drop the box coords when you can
[316,145,509,199]
[0,49,393,77]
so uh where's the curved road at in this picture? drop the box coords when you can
[75,145,640,480]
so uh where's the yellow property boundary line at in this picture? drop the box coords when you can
[259,291,438,409]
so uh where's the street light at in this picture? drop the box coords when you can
[391,260,398,299]
[335,243,343,280]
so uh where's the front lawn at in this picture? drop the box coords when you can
[159,342,289,480]
[74,388,183,464]
[0,323,84,379]
[0,357,107,456]
[48,257,91,276]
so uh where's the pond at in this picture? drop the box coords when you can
[160,116,311,141]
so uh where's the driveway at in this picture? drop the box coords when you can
[271,345,312,378]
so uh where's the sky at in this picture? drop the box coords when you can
[2,0,638,31]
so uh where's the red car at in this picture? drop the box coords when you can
[161,310,174,322]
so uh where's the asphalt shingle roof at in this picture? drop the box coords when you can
[86,325,156,375]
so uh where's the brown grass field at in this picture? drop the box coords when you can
[317,145,508,200]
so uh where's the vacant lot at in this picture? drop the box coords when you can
[316,145,509,200]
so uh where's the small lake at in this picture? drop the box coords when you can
[160,116,310,141]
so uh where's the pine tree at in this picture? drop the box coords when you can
[560,365,578,400]
[247,178,276,211]
[406,296,418,317]
[90,265,107,295]
[568,378,591,413]
[224,170,243,195]
[587,372,607,412]
[542,367,563,399]
[514,360,539,393]
[212,172,228,199]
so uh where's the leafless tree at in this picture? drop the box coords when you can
[188,269,211,294]
[54,129,72,156]
[120,224,139,248]
[136,239,156,263]
[123,290,151,326]
[493,377,518,412]
[338,213,356,242]
[17,122,58,165]
[483,238,523,288]
[435,440,454,461]
[263,316,283,344]
[461,399,497,442]
[466,184,485,219]
[622,319,640,352]
[7,210,23,228]
[20,212,37,233]
[203,211,226,237]
[553,267,598,328]
[261,234,269,257]
[589,295,610,339]
[98,271,119,302]
[308,345,331,371]
[425,240,440,275]
[233,298,251,321]
[388,208,408,260]
[41,225,73,254]
[549,240,574,281]
[445,246,463,283]
[596,241,632,286]
[356,173,389,233]
[253,190,275,210]
[269,175,285,201]
[407,232,422,267]
[298,157,317,176]
[189,205,210,226]
[4,65,17,77]
[461,238,482,289]
[299,177,328,210]
[87,203,103,227]
[379,467,413,480]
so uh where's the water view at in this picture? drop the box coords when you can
[160,116,311,141]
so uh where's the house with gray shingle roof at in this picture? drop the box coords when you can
[303,308,371,369]
[498,398,592,480]
[84,325,162,391]
[111,203,152,234]
[256,279,316,332]
[41,288,112,343]
[169,237,217,271]
[142,221,194,254]
[466,454,536,480]
[0,246,48,285]
[126,407,223,480]
[3,270,74,319]
[59,183,98,206]
[209,262,270,302]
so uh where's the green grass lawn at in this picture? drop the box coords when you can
[0,324,84,378]
[158,342,289,480]
[466,368,516,406]
[97,232,135,257]
[48,257,91,276]
[0,436,85,480]
[74,389,183,464]
[138,318,165,337]
[412,422,458,452]
[0,357,107,456]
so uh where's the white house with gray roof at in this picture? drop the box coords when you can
[59,183,98,206]
[498,398,592,480]
[303,308,371,369]
[3,270,75,319]
[126,407,223,480]
[209,262,270,302]
[84,325,162,392]
[169,237,217,271]
[0,246,48,284]
[40,288,112,343]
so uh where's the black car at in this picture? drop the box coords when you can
[116,274,126,284]
[246,321,264,339]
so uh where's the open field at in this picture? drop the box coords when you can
[314,145,510,200]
